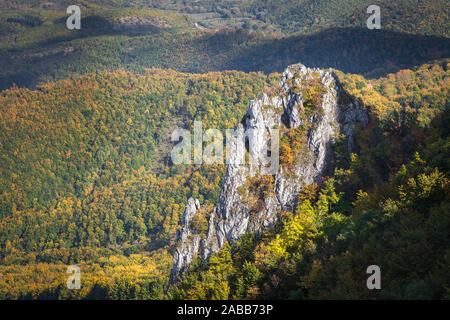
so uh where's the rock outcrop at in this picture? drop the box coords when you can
[169,63,368,285]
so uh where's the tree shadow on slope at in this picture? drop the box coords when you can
[224,27,450,78]
[1,26,449,90]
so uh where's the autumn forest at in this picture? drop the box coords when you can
[0,0,448,300]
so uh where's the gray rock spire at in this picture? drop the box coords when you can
[169,63,368,286]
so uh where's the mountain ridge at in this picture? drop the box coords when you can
[1,4,448,90]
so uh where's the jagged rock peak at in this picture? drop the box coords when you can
[169,63,368,286]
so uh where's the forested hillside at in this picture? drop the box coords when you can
[4,0,448,37]
[147,0,450,36]
[0,59,448,299]
[0,0,448,301]
[0,68,278,298]
[169,60,450,300]
[0,3,448,90]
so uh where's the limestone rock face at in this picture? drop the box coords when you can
[169,198,202,283]
[169,63,368,285]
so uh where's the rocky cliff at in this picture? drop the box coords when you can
[169,63,368,285]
